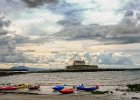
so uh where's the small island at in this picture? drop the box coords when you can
[66,60,98,70]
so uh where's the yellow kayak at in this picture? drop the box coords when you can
[16,83,30,89]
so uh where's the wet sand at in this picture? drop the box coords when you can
[0,93,130,100]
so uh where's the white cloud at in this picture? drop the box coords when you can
[65,0,128,25]
[82,11,123,25]
[94,0,121,10]
[9,7,64,35]
[96,51,133,65]
[45,51,133,65]
[65,0,121,10]
[65,0,97,9]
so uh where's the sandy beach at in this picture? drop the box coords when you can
[0,93,131,100]
[0,71,140,100]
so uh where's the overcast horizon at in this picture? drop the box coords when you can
[0,0,140,67]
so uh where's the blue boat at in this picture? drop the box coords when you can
[52,85,64,91]
[77,84,99,91]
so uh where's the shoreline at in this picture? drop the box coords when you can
[0,92,130,100]
[1,68,140,72]
[0,68,140,77]
[37,68,140,73]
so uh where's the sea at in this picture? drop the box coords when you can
[0,71,140,86]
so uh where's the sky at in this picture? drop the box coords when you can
[0,0,140,67]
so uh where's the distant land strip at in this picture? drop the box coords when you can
[0,71,28,77]
[0,68,140,77]
[36,68,140,73]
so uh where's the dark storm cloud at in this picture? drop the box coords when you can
[14,35,50,44]
[125,0,140,10]
[124,10,134,17]
[0,13,11,35]
[22,0,58,7]
[1,0,140,45]
[47,0,140,44]
[54,24,104,40]
[19,0,133,45]
[54,17,140,44]
[0,12,36,63]
[100,35,140,44]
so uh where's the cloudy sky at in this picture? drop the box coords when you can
[0,0,140,66]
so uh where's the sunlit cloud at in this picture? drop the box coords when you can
[45,51,133,65]
[94,0,121,10]
[65,0,130,25]
[82,11,123,25]
[10,7,64,35]
[65,0,96,9]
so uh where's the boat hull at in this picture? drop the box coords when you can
[77,86,98,91]
[28,85,40,90]
[0,86,17,90]
[53,86,64,91]
[16,83,29,89]
[59,88,74,94]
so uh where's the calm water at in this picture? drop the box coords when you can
[0,71,140,86]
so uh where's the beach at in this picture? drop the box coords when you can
[0,93,130,100]
[0,71,140,100]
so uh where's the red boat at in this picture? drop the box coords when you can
[0,86,17,90]
[59,88,74,94]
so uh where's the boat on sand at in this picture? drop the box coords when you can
[77,84,99,91]
[0,86,17,90]
[59,88,74,94]
[28,85,40,90]
[53,85,64,91]
[15,83,29,89]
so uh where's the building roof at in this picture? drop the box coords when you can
[74,60,85,63]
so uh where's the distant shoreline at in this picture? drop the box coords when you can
[0,68,140,77]
[0,71,28,77]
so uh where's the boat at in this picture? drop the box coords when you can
[15,83,29,89]
[28,85,40,90]
[59,88,74,94]
[77,85,99,91]
[0,86,18,90]
[52,85,65,91]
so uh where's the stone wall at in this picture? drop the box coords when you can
[66,65,98,70]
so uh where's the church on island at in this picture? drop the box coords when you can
[66,60,98,70]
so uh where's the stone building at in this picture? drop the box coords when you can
[66,60,98,70]
[73,60,85,66]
